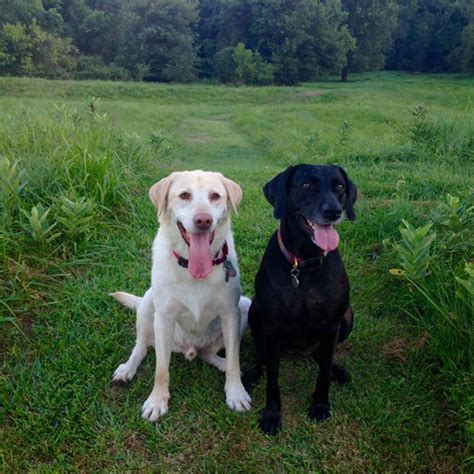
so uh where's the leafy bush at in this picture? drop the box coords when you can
[213,44,275,85]
[75,55,131,81]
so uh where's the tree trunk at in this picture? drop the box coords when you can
[341,66,348,82]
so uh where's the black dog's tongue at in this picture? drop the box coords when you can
[312,224,340,252]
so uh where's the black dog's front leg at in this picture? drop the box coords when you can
[259,327,281,435]
[309,327,339,422]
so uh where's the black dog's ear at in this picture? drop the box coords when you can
[263,166,295,219]
[332,165,357,221]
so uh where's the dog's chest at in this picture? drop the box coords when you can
[280,281,330,313]
[303,285,327,306]
[174,313,222,350]
[175,300,220,330]
[261,266,346,332]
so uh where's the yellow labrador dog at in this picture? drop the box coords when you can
[111,170,251,421]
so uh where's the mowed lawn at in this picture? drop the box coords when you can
[1,73,472,471]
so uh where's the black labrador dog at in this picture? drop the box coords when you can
[242,164,357,435]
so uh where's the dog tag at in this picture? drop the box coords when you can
[290,267,300,288]
[224,259,237,282]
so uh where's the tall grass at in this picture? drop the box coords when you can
[408,105,474,161]
[0,100,158,324]
[384,107,474,462]
[388,193,473,461]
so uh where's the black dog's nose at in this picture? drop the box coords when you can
[322,206,342,221]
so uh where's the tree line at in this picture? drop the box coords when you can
[0,0,472,85]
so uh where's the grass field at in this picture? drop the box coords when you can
[1,72,473,471]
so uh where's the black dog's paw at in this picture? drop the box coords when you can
[259,409,282,435]
[331,364,351,385]
[308,402,331,422]
[242,365,263,392]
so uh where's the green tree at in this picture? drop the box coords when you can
[213,46,237,82]
[117,0,199,82]
[459,9,474,72]
[216,0,252,50]
[299,0,354,81]
[57,0,124,64]
[233,42,254,83]
[449,1,474,73]
[387,0,470,72]
[0,19,77,78]
[0,0,471,81]
[341,0,398,81]
[194,0,223,78]
[0,0,64,33]
[217,0,353,85]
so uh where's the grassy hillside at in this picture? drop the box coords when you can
[1,72,472,471]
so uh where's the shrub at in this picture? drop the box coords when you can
[74,55,131,81]
[249,51,275,85]
[213,44,275,85]
[234,43,275,85]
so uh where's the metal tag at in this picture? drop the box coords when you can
[290,267,300,288]
[224,259,237,282]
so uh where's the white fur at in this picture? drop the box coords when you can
[112,171,251,421]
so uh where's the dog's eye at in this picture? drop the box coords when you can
[209,192,220,201]
[179,192,191,200]
[335,184,345,192]
[301,182,311,189]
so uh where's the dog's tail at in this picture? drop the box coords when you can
[110,291,142,310]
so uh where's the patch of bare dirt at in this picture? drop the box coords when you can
[382,335,427,363]
[188,135,214,144]
[296,90,328,98]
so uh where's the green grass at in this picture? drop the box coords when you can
[1,72,473,471]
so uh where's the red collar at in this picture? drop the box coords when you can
[172,241,229,269]
[277,224,325,268]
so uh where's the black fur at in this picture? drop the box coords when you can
[243,164,357,435]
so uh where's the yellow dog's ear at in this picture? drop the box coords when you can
[220,175,242,214]
[149,173,176,216]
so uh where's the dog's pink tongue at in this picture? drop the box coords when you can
[188,232,213,279]
[313,224,340,252]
